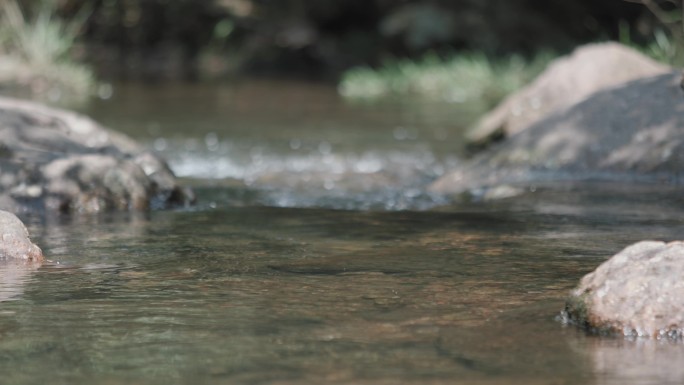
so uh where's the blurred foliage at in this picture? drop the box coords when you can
[621,0,684,65]
[0,0,94,102]
[338,51,554,106]
[4,0,677,80]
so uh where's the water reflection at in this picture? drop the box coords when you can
[585,338,684,385]
[0,193,682,384]
[2,81,682,384]
[0,263,39,303]
[82,81,467,211]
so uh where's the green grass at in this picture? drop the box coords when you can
[0,0,95,101]
[338,52,554,106]
[618,20,684,66]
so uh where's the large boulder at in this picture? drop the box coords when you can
[431,70,684,196]
[465,42,671,148]
[0,210,43,263]
[0,96,193,214]
[563,241,684,339]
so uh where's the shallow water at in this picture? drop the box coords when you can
[82,80,471,210]
[2,81,684,384]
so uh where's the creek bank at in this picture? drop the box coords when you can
[465,42,671,148]
[431,54,684,196]
[0,96,194,214]
[563,241,684,339]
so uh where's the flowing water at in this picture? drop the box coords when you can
[1,81,684,384]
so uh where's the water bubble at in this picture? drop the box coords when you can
[205,132,220,151]
[354,156,382,174]
[97,83,114,100]
[289,138,302,150]
[153,138,167,151]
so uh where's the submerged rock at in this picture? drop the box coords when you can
[465,42,670,148]
[431,70,684,196]
[0,210,43,263]
[564,241,684,339]
[0,96,193,214]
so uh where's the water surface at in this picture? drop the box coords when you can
[2,81,683,384]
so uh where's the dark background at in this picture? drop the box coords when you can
[44,0,673,80]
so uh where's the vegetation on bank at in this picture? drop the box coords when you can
[338,52,554,106]
[619,22,684,67]
[0,0,95,102]
[337,26,682,106]
[0,0,679,108]
[337,2,683,105]
[12,0,664,80]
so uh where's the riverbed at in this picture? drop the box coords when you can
[1,81,683,384]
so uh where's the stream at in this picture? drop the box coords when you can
[1,80,683,384]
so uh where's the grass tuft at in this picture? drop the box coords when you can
[338,52,554,107]
[0,0,95,102]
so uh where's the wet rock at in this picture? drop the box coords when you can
[466,42,670,148]
[0,96,194,214]
[564,241,684,338]
[0,210,43,263]
[431,70,684,196]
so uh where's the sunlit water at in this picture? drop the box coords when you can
[82,81,471,211]
[2,81,684,384]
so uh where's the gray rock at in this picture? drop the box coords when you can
[0,210,43,263]
[564,241,684,339]
[431,71,684,196]
[0,96,194,214]
[466,42,671,147]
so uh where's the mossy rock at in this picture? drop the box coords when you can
[563,241,684,339]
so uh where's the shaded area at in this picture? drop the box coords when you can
[0,96,193,214]
[431,71,684,196]
[465,42,671,147]
[48,0,656,79]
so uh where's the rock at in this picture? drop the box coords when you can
[465,42,671,148]
[431,70,684,196]
[0,96,194,214]
[563,241,684,339]
[0,210,43,263]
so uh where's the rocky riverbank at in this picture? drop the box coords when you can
[0,96,194,262]
[431,42,684,339]
[0,96,193,215]
[431,43,684,198]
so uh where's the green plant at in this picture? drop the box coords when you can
[619,20,683,66]
[0,0,95,99]
[338,51,554,107]
[621,0,684,66]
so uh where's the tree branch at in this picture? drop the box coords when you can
[624,0,684,36]
[624,0,676,24]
